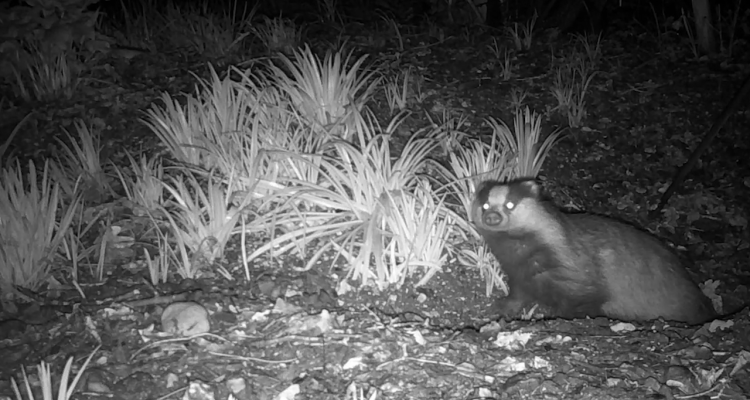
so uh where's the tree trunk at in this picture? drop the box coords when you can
[539,0,608,33]
[485,0,504,28]
[692,0,717,55]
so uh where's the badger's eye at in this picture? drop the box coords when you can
[505,201,516,210]
[482,203,490,211]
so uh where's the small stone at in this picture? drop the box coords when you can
[161,302,210,336]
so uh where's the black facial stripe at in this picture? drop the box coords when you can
[504,186,525,207]
[475,183,496,205]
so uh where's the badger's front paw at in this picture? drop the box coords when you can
[492,297,526,318]
[493,295,550,319]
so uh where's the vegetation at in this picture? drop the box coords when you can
[0,0,746,399]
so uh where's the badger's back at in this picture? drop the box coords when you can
[565,213,716,324]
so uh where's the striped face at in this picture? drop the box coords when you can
[472,179,543,233]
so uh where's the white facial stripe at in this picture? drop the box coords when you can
[489,187,506,204]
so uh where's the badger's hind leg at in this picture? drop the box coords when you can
[597,240,716,324]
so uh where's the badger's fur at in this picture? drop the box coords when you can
[471,179,716,324]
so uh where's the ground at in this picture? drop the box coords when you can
[1,8,750,400]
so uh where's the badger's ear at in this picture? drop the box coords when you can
[518,179,543,198]
[474,180,497,197]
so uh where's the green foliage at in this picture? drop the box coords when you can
[0,0,108,100]
[12,346,98,400]
[490,107,565,178]
[0,0,104,56]
[152,171,253,280]
[271,45,382,139]
[0,114,30,162]
[161,1,250,58]
[252,16,304,55]
[53,120,112,203]
[0,160,80,293]
[242,116,444,287]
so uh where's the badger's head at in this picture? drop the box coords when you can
[471,179,544,234]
